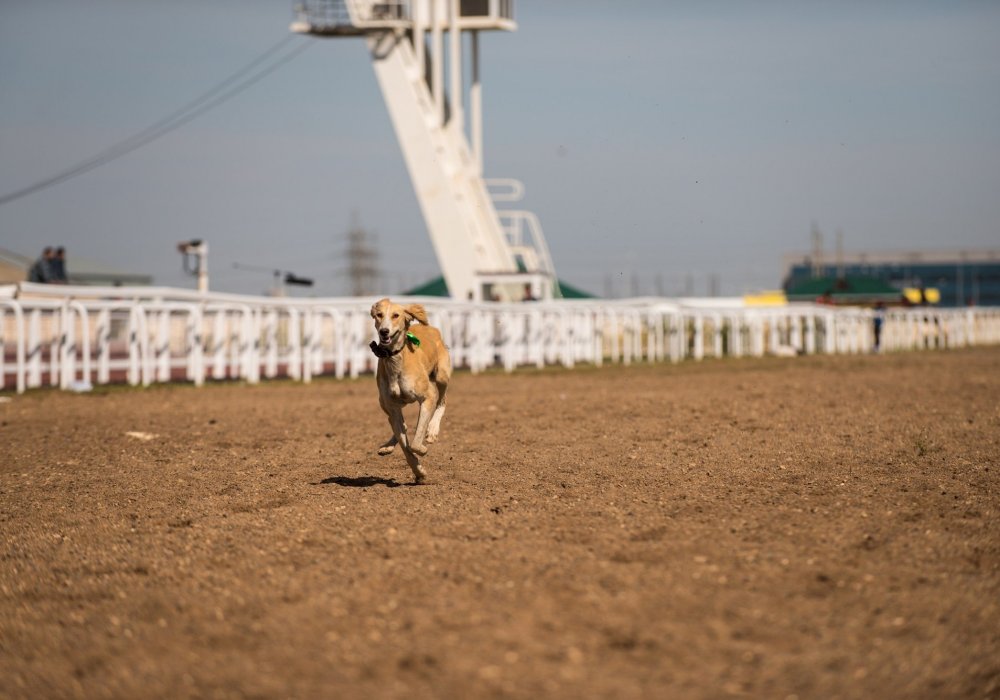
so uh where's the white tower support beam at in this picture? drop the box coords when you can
[471,30,483,174]
[448,0,464,133]
[413,0,425,80]
[292,0,559,300]
[367,30,514,300]
[431,0,444,124]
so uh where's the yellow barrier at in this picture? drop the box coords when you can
[743,290,788,307]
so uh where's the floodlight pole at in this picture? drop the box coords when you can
[178,240,209,293]
[197,243,208,293]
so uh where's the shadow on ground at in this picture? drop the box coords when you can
[317,475,413,488]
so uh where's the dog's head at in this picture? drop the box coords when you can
[370,298,428,348]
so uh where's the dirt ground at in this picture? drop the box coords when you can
[1,348,999,699]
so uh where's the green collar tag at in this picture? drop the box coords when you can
[406,332,420,347]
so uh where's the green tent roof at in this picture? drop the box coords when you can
[403,276,596,299]
[404,276,451,297]
[556,279,596,299]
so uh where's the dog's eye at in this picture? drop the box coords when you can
[392,313,399,319]
[376,313,383,319]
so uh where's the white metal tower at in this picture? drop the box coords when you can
[291,0,558,301]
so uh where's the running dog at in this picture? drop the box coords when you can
[369,298,451,483]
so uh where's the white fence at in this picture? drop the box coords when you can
[2,283,999,394]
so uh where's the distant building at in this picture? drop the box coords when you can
[0,246,152,287]
[783,249,1000,307]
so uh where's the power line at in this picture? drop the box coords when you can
[0,34,312,207]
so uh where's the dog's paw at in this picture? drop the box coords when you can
[425,433,438,444]
[410,443,429,456]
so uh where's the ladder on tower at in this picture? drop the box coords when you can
[292,0,559,301]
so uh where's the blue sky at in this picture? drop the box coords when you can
[1,1,998,296]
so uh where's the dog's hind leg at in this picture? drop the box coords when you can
[426,356,451,444]
[410,384,439,456]
[377,434,397,456]
[425,379,447,444]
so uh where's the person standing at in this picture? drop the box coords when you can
[50,247,68,283]
[873,302,886,353]
[27,247,54,283]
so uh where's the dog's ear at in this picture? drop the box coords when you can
[404,304,428,325]
[371,298,389,318]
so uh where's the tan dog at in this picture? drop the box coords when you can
[370,298,451,483]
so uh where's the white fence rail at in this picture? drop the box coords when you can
[2,283,999,394]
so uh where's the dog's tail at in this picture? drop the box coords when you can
[405,304,428,325]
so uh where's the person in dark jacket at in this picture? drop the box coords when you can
[50,247,68,283]
[27,247,54,283]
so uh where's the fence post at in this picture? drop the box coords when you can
[263,309,278,378]
[69,301,92,387]
[0,301,26,394]
[155,308,170,383]
[48,308,60,388]
[58,302,73,389]
[189,304,204,386]
[671,313,683,362]
[96,308,111,384]
[803,313,815,354]
[139,306,152,386]
[249,307,262,384]
[691,314,703,361]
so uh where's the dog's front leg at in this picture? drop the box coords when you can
[392,411,427,483]
[377,397,397,455]
[388,406,409,452]
[402,444,427,484]
[378,412,397,456]
[386,405,426,484]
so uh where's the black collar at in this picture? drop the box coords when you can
[370,340,403,358]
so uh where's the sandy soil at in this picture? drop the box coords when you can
[1,348,999,699]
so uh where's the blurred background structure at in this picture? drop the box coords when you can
[1,1,999,299]
[783,248,1000,307]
